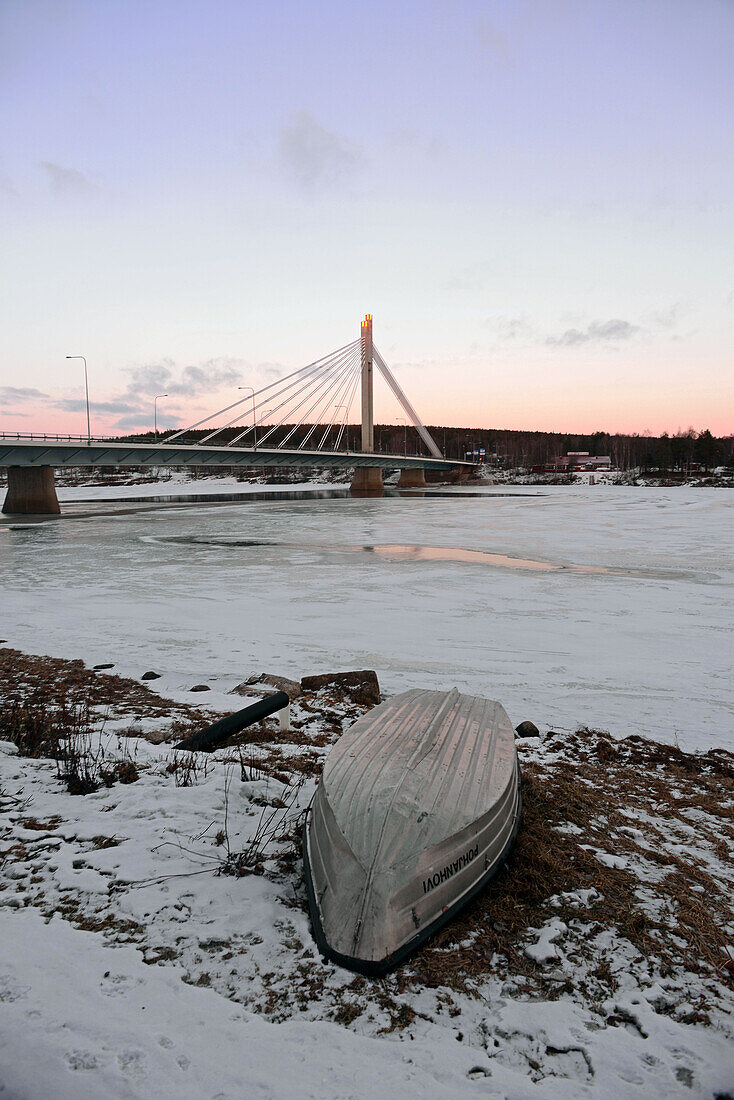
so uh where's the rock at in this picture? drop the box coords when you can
[141,671,161,681]
[231,673,302,701]
[144,729,173,745]
[0,740,19,756]
[94,663,115,671]
[190,684,211,692]
[300,670,380,707]
[515,720,540,739]
[119,723,171,744]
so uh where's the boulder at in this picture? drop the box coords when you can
[144,728,173,745]
[231,673,302,701]
[141,671,161,681]
[515,720,540,739]
[301,670,380,707]
[94,663,115,671]
[190,684,211,693]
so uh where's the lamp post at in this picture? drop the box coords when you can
[154,394,168,437]
[66,356,91,443]
[238,386,256,447]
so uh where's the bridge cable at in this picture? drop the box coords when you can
[271,351,355,450]
[202,340,358,447]
[222,342,359,448]
[315,354,362,450]
[295,346,362,450]
[256,345,358,450]
[163,338,360,444]
[373,345,443,459]
[334,361,362,452]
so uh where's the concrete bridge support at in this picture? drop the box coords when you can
[397,467,427,489]
[350,467,384,497]
[2,466,61,515]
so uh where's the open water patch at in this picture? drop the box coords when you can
[142,536,695,580]
[143,536,627,575]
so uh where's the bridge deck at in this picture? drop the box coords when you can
[0,437,467,472]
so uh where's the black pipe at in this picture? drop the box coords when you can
[174,691,290,752]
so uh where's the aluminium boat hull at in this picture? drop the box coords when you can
[303,688,522,975]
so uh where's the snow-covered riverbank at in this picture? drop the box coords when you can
[1,652,732,1098]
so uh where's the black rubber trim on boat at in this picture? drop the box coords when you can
[302,769,523,978]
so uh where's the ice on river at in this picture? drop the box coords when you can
[1,483,732,752]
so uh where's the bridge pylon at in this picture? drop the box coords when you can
[2,465,60,516]
[350,314,384,497]
[360,314,374,453]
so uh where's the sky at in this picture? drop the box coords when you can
[1,0,732,437]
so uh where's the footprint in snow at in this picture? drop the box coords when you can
[65,1050,99,1071]
[117,1049,146,1077]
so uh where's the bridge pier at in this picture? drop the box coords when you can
[2,465,61,515]
[396,467,426,489]
[350,467,384,497]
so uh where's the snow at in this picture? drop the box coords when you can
[525,920,567,963]
[54,472,342,503]
[2,478,734,1096]
[0,909,489,1100]
[2,733,733,1099]
[1,482,732,751]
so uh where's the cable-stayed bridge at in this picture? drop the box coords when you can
[1,316,470,514]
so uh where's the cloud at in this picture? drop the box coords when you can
[0,386,49,403]
[647,304,681,330]
[39,161,98,196]
[111,411,183,432]
[491,316,534,342]
[277,111,359,190]
[34,357,245,431]
[546,319,640,347]
[54,398,143,415]
[123,357,244,399]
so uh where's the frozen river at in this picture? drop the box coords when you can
[1,483,732,752]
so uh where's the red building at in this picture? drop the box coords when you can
[531,452,612,474]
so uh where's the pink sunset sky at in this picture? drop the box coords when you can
[1,0,732,438]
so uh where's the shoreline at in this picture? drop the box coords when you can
[1,642,733,1096]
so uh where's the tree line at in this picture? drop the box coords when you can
[126,424,733,472]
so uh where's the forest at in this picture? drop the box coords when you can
[130,424,734,473]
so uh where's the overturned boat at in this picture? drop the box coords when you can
[303,688,521,975]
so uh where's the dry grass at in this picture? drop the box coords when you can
[0,646,207,725]
[400,729,734,1005]
[3,643,731,1025]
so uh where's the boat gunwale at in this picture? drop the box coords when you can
[302,768,522,977]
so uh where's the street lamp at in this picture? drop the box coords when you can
[154,394,168,437]
[66,356,91,443]
[238,386,256,447]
